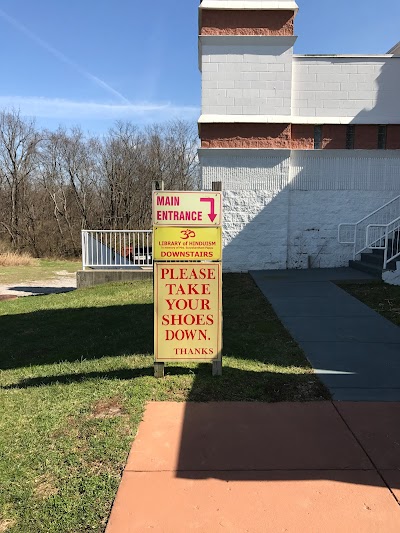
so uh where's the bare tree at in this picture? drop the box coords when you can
[0,109,41,248]
[0,116,200,257]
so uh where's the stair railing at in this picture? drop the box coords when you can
[338,195,400,260]
[366,216,400,269]
[81,230,153,270]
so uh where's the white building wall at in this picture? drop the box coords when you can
[200,149,400,271]
[201,36,295,116]
[292,57,400,122]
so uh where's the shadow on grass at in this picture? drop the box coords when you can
[2,364,327,402]
[0,303,154,370]
[0,275,313,373]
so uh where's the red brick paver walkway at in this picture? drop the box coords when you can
[106,402,400,533]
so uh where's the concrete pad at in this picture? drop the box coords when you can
[336,403,400,470]
[126,402,372,472]
[268,295,377,317]
[251,268,375,282]
[381,471,400,502]
[302,342,400,389]
[281,316,400,344]
[331,388,400,402]
[106,470,400,533]
[76,269,152,289]
[251,269,400,401]
[252,280,341,298]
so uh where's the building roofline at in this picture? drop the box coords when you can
[199,115,400,125]
[199,1,299,11]
[294,54,396,59]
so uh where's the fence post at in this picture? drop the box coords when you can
[212,180,223,376]
[152,180,164,191]
[81,231,86,271]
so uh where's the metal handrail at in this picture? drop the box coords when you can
[338,195,400,259]
[366,216,400,269]
[82,230,153,270]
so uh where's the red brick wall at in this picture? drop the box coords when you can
[322,125,347,149]
[201,10,294,36]
[291,125,314,149]
[354,125,378,149]
[387,125,400,149]
[200,123,291,148]
[200,124,400,150]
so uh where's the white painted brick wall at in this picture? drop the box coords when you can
[292,57,400,122]
[199,148,291,190]
[287,190,397,269]
[201,37,295,116]
[223,189,289,271]
[200,149,400,272]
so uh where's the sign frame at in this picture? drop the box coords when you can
[153,226,222,262]
[154,262,222,363]
[152,191,222,227]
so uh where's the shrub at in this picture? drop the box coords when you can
[0,252,39,267]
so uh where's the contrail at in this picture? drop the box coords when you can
[0,8,131,105]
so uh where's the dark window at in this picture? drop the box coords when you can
[378,125,387,149]
[346,125,355,149]
[314,125,322,149]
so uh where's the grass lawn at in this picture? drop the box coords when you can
[0,274,328,533]
[339,280,400,327]
[0,259,80,285]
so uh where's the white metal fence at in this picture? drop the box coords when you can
[338,195,400,262]
[82,230,153,270]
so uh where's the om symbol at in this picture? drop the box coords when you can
[181,229,196,240]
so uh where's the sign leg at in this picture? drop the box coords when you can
[154,362,165,378]
[212,360,222,376]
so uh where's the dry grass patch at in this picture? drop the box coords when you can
[0,253,39,267]
[91,397,125,419]
[0,520,16,532]
[33,474,58,500]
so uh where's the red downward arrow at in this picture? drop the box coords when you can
[200,197,217,223]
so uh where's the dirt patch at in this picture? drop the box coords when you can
[91,397,125,419]
[0,295,17,301]
[0,275,76,297]
[34,474,58,499]
[0,520,16,532]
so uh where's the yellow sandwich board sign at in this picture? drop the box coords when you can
[154,263,222,362]
[153,191,222,226]
[153,226,222,261]
[152,187,223,377]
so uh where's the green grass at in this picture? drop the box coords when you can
[0,275,328,533]
[0,259,80,285]
[339,280,400,327]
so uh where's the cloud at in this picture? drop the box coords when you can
[0,8,131,104]
[0,96,200,123]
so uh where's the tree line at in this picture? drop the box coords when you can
[0,110,199,258]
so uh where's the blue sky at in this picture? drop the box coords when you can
[0,0,398,134]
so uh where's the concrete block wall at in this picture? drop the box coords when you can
[223,189,289,271]
[199,149,400,271]
[287,190,398,269]
[198,2,400,272]
[201,36,296,116]
[292,57,400,122]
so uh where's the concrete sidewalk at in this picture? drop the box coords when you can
[106,402,400,532]
[251,268,400,401]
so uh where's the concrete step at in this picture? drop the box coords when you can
[349,260,382,278]
[360,252,383,266]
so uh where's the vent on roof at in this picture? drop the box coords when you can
[387,41,400,55]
